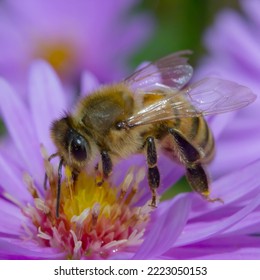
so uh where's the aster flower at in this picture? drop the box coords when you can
[197,0,260,179]
[0,0,153,92]
[0,60,260,260]
[0,60,185,259]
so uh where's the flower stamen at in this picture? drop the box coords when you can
[23,173,39,198]
[19,147,154,259]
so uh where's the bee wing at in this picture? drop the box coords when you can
[185,77,256,114]
[124,50,193,93]
[125,77,256,127]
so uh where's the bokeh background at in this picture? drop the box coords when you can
[0,0,239,136]
[132,0,239,66]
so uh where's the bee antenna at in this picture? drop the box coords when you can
[56,158,64,218]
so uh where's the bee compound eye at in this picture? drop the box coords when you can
[70,135,88,162]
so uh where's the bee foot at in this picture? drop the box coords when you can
[96,179,104,187]
[205,196,224,204]
[149,203,157,209]
[149,194,157,208]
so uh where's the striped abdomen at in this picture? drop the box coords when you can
[141,92,215,165]
[160,116,215,165]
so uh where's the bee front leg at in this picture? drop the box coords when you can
[101,151,113,178]
[72,170,79,182]
[146,136,160,207]
[96,151,113,186]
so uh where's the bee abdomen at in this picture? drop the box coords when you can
[183,116,215,161]
[161,116,214,164]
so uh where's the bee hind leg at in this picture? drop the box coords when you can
[168,128,222,203]
[186,163,222,203]
[146,136,160,207]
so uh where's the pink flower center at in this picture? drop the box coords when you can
[21,149,152,259]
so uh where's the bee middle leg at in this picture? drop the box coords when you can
[145,136,160,207]
[168,128,220,202]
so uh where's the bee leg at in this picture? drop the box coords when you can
[44,173,48,190]
[186,164,223,203]
[94,163,104,186]
[146,136,160,207]
[71,169,79,192]
[186,163,211,200]
[72,170,79,182]
[56,157,64,218]
[95,151,113,187]
[101,151,113,178]
[43,152,59,190]
[169,128,221,203]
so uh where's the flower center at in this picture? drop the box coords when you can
[35,41,76,79]
[21,148,152,259]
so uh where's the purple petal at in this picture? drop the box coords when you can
[207,112,236,142]
[175,192,260,247]
[165,235,260,260]
[205,10,260,76]
[80,71,100,96]
[0,78,42,177]
[109,252,135,260]
[221,209,260,236]
[190,159,260,219]
[209,108,260,179]
[0,199,28,238]
[0,194,27,220]
[28,60,67,154]
[0,152,31,201]
[0,239,65,259]
[241,0,260,35]
[132,194,192,259]
[0,137,24,171]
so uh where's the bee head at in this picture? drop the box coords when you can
[51,116,90,169]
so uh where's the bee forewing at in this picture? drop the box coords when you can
[124,50,193,93]
[186,77,257,115]
[125,77,256,127]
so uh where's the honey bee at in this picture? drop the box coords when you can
[48,50,256,217]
